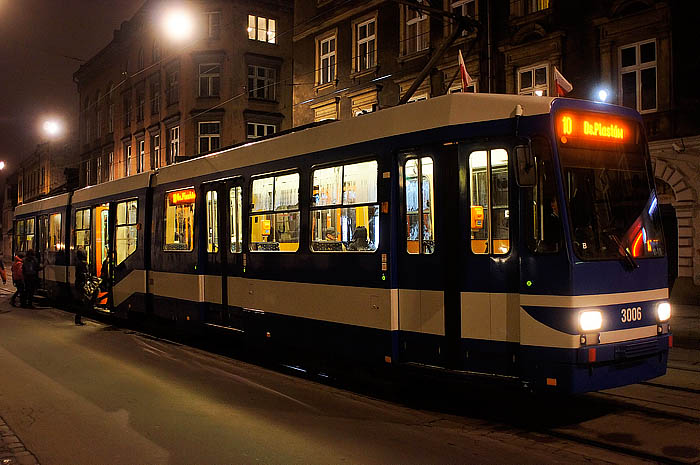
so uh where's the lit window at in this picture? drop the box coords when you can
[49,213,62,252]
[248,15,276,43]
[199,63,220,97]
[247,65,276,100]
[137,140,145,173]
[198,121,220,154]
[405,157,435,254]
[250,173,299,252]
[247,122,276,139]
[116,199,138,264]
[75,208,91,263]
[206,190,218,253]
[164,189,195,252]
[525,0,549,14]
[230,187,243,253]
[518,64,548,96]
[310,160,379,252]
[469,149,510,255]
[619,39,656,113]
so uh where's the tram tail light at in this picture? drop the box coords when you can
[588,348,597,363]
[656,302,671,322]
[579,310,602,332]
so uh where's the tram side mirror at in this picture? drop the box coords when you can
[515,145,536,187]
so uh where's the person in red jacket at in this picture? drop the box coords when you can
[10,253,24,307]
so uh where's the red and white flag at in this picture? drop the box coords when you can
[553,66,573,96]
[458,50,473,91]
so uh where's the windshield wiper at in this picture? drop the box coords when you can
[609,233,639,271]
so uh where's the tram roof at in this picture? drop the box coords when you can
[155,93,556,186]
[15,192,71,216]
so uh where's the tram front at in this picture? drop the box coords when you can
[520,102,671,393]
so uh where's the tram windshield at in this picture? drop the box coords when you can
[556,112,664,261]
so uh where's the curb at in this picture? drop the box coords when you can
[0,416,39,465]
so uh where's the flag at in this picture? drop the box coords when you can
[458,50,473,92]
[553,66,573,96]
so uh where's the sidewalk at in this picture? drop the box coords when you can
[0,416,38,465]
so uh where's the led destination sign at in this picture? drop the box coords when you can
[169,189,197,205]
[558,113,630,143]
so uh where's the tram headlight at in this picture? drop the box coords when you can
[579,310,602,332]
[656,302,671,322]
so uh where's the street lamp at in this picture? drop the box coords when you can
[42,119,62,137]
[595,88,610,103]
[162,7,195,42]
[0,161,5,171]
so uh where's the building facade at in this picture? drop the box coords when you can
[292,0,700,295]
[74,0,294,187]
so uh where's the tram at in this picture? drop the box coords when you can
[13,93,672,393]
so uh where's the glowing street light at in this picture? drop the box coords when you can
[0,161,5,170]
[43,120,62,137]
[162,8,195,42]
[595,88,610,103]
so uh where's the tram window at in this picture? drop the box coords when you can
[164,189,195,252]
[526,137,561,253]
[310,160,379,252]
[25,218,35,252]
[469,149,510,255]
[75,208,91,263]
[116,199,138,264]
[15,219,25,252]
[405,157,435,254]
[250,173,299,252]
[206,190,218,253]
[49,213,62,252]
[230,187,243,253]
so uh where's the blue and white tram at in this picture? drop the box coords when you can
[14,93,671,393]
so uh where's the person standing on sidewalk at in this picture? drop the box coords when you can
[21,249,41,308]
[10,253,24,307]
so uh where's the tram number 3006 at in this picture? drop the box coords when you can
[621,307,642,323]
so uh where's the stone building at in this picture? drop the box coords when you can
[73,0,294,186]
[292,0,700,298]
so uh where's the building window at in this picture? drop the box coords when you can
[151,78,160,115]
[525,0,549,14]
[167,69,179,105]
[96,156,102,184]
[248,15,276,43]
[355,17,376,72]
[198,121,220,154]
[108,99,114,133]
[164,188,195,252]
[199,63,221,97]
[619,39,657,113]
[518,64,548,96]
[108,151,114,181]
[123,95,131,128]
[152,40,160,62]
[247,122,276,139]
[450,0,476,35]
[124,143,132,177]
[136,92,145,122]
[137,140,145,173]
[249,173,299,252]
[247,65,276,100]
[84,98,91,143]
[138,47,144,71]
[351,90,378,116]
[310,160,379,252]
[317,34,336,85]
[116,199,138,264]
[205,11,221,39]
[152,134,161,169]
[169,126,180,164]
[403,1,429,55]
[86,159,92,186]
[312,100,338,122]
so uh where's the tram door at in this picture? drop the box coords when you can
[37,216,48,288]
[93,203,112,309]
[462,144,519,372]
[200,178,244,326]
[397,145,461,367]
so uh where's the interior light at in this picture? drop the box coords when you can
[579,310,602,332]
[657,302,671,322]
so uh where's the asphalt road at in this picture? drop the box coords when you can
[1,299,670,465]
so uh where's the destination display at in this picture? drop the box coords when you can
[168,188,197,205]
[556,112,635,146]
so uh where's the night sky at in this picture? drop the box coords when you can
[0,0,144,170]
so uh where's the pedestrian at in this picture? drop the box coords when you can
[21,249,41,308]
[10,253,24,307]
[74,248,90,325]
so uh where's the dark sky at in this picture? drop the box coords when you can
[0,0,144,169]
